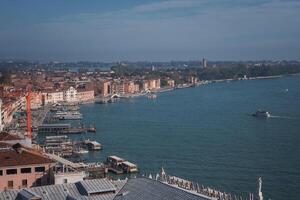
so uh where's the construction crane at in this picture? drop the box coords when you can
[25,87,32,138]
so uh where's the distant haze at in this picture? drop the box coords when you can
[0,0,299,62]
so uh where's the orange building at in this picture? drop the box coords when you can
[0,143,55,191]
[124,81,136,94]
[143,79,161,91]
[77,89,95,103]
[99,80,111,97]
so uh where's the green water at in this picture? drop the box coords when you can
[53,76,300,199]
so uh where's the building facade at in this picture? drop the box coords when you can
[42,91,64,105]
[63,87,78,102]
[0,143,55,191]
[77,90,95,103]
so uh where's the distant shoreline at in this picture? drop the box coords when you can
[93,73,300,104]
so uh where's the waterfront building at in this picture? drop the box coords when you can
[112,80,125,95]
[0,143,55,191]
[124,81,136,94]
[142,81,149,91]
[133,84,140,93]
[166,79,175,87]
[99,80,112,97]
[77,89,95,103]
[63,86,78,102]
[142,79,161,91]
[188,76,198,84]
[42,90,64,105]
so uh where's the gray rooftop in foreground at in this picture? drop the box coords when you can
[0,179,126,200]
[0,178,213,200]
[114,178,212,200]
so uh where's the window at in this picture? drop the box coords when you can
[22,179,27,188]
[0,170,2,176]
[63,179,68,184]
[21,168,31,174]
[6,169,17,175]
[35,166,45,172]
[7,181,13,189]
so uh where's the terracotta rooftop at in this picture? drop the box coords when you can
[0,144,54,168]
[0,142,11,148]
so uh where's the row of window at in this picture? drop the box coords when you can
[7,179,28,189]
[0,166,45,176]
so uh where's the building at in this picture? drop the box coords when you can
[63,87,78,102]
[42,90,64,105]
[1,97,25,128]
[77,89,95,103]
[30,92,43,109]
[166,79,175,88]
[112,81,125,95]
[0,143,55,191]
[142,79,161,91]
[202,58,207,68]
[124,81,136,94]
[99,80,112,97]
[54,171,86,185]
[0,170,264,200]
[188,76,198,84]
[0,179,126,200]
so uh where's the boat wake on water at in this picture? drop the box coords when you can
[268,115,300,120]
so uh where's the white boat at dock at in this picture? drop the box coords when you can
[73,148,89,155]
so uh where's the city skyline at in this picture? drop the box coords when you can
[0,0,300,62]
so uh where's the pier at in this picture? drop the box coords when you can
[38,123,88,134]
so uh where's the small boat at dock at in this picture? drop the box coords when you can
[73,148,89,155]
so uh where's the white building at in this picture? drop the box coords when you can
[54,171,86,184]
[63,87,78,102]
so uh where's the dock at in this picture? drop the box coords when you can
[46,153,87,169]
[38,123,70,133]
[38,123,87,134]
[84,140,101,150]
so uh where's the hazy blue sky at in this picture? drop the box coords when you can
[0,0,299,61]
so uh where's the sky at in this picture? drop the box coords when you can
[0,0,299,62]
